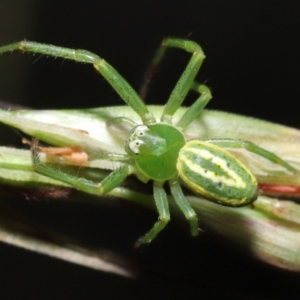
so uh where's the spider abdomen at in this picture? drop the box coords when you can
[177,140,258,206]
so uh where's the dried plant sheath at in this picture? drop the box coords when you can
[0,106,300,271]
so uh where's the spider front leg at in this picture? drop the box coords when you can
[31,139,133,195]
[206,138,298,174]
[138,38,208,124]
[0,41,156,125]
[139,38,210,123]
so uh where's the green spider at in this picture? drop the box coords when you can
[0,38,297,246]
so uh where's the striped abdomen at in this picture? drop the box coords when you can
[177,140,258,206]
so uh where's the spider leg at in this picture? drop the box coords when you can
[31,138,133,195]
[0,41,156,125]
[176,82,211,129]
[169,178,199,236]
[159,39,206,123]
[106,117,138,128]
[136,181,170,246]
[205,138,298,174]
[136,38,209,124]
